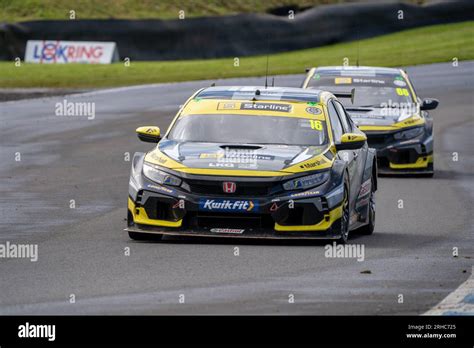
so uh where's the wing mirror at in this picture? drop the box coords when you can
[420,98,439,111]
[136,126,161,143]
[336,133,367,151]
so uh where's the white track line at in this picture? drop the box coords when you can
[424,266,474,315]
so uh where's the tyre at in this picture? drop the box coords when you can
[336,176,350,244]
[358,175,375,235]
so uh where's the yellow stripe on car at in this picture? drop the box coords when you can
[128,197,182,228]
[275,205,342,232]
[174,167,291,177]
[359,115,425,132]
[146,142,334,175]
[180,99,325,120]
[389,154,433,169]
[284,153,333,173]
[144,150,186,169]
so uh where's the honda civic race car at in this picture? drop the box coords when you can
[127,86,377,243]
[301,66,439,175]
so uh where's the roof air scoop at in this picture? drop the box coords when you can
[219,145,262,150]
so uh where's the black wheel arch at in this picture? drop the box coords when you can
[329,159,348,188]
[364,148,377,192]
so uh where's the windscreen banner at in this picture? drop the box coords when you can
[24,40,119,64]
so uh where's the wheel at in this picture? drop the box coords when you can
[358,175,375,235]
[128,231,163,241]
[336,176,350,244]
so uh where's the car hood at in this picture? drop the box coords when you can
[346,107,418,127]
[144,139,332,174]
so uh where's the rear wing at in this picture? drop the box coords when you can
[333,88,355,105]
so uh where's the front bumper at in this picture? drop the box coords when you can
[364,131,433,174]
[126,220,343,240]
[127,175,345,239]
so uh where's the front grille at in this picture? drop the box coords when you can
[136,190,144,204]
[187,212,274,229]
[366,133,392,148]
[388,148,419,164]
[274,199,327,226]
[320,197,329,212]
[143,197,175,220]
[185,179,278,197]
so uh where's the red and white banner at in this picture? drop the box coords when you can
[25,40,119,64]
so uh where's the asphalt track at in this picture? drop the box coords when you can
[0,62,472,314]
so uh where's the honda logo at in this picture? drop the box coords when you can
[223,182,237,193]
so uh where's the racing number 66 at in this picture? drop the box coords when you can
[396,88,409,96]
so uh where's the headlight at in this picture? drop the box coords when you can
[283,171,329,191]
[143,163,182,186]
[393,127,424,140]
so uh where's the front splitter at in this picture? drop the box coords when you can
[125,226,340,240]
[378,167,434,176]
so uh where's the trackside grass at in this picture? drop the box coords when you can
[0,21,472,88]
[0,0,428,22]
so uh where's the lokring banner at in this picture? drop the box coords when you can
[25,40,119,64]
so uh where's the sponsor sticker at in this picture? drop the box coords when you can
[393,79,407,87]
[402,118,417,125]
[224,153,274,161]
[25,40,118,64]
[217,102,238,110]
[210,228,245,234]
[290,190,320,198]
[200,153,224,159]
[149,152,168,165]
[240,102,291,113]
[299,157,326,169]
[209,162,235,167]
[146,184,174,194]
[305,107,322,115]
[353,78,385,85]
[237,163,258,169]
[199,199,259,212]
[335,77,352,84]
[341,69,376,77]
[349,113,385,119]
[202,148,275,163]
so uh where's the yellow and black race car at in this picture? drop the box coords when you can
[127,86,377,243]
[301,66,439,175]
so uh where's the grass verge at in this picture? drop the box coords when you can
[0,21,472,89]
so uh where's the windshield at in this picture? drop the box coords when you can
[307,73,415,108]
[168,114,328,146]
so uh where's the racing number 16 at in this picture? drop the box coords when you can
[310,120,323,131]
